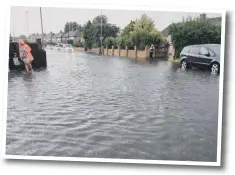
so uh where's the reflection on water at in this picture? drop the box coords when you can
[22,72,36,82]
[6,51,219,162]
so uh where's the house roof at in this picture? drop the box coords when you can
[29,33,39,40]
[36,33,46,39]
[19,35,27,39]
[207,17,221,25]
[63,30,80,37]
[14,37,20,41]
[71,30,80,37]
[161,27,170,37]
[53,33,59,38]
[54,32,64,38]
[63,31,72,38]
[34,34,40,39]
[46,33,55,39]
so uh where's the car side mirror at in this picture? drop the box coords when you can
[205,53,210,57]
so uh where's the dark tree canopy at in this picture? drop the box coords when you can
[83,16,120,49]
[92,15,108,24]
[105,14,165,50]
[169,16,221,57]
[64,21,82,33]
[121,21,136,37]
[83,20,93,49]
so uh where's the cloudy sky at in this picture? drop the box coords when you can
[10,6,221,37]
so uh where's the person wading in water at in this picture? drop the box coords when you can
[149,44,155,61]
[18,40,34,72]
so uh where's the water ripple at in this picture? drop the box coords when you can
[6,51,219,162]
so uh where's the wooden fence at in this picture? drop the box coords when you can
[104,45,167,60]
[74,45,168,60]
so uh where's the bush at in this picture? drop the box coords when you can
[74,40,84,47]
[23,40,30,44]
[67,40,74,46]
[104,37,117,49]
[125,37,135,50]
[92,42,99,48]
[130,30,164,50]
[117,14,164,50]
[84,42,92,49]
[46,41,57,46]
[102,14,165,51]
[169,17,221,57]
[115,36,133,49]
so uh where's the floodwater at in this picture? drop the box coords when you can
[6,50,220,162]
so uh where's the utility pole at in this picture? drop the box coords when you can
[13,28,15,41]
[100,9,103,54]
[40,7,44,49]
[26,11,29,39]
[68,21,70,43]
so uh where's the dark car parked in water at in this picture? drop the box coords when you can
[180,44,221,74]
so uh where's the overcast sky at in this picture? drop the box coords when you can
[10,6,221,37]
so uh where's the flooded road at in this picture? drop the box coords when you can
[6,51,219,162]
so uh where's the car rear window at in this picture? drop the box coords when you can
[209,45,221,55]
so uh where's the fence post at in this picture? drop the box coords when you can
[101,45,104,55]
[168,44,174,61]
[134,45,137,59]
[125,46,128,57]
[153,47,156,59]
[118,45,120,56]
[106,45,108,55]
[112,45,114,55]
[145,45,149,60]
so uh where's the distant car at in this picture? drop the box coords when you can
[54,45,62,51]
[46,45,54,50]
[63,44,74,52]
[180,44,221,74]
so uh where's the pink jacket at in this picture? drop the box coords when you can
[18,40,34,61]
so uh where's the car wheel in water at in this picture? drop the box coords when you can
[211,63,220,74]
[181,60,188,69]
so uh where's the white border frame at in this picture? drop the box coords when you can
[1,3,226,167]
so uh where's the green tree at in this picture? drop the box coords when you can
[130,30,164,50]
[131,14,164,49]
[121,21,135,37]
[92,15,108,24]
[83,20,93,49]
[83,16,119,49]
[80,31,84,39]
[133,14,155,32]
[64,22,69,33]
[169,16,221,57]
[116,35,134,49]
[117,14,164,50]
[91,23,119,47]
[117,21,136,49]
[72,22,82,31]
[88,15,120,47]
[104,37,118,48]
[64,22,82,32]
[23,40,30,44]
